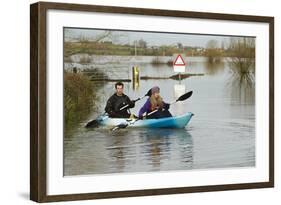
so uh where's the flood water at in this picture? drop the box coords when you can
[64,56,255,176]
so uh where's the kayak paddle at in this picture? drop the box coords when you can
[171,91,193,104]
[111,106,160,131]
[111,91,193,131]
[119,89,152,110]
[85,112,107,128]
[85,89,152,128]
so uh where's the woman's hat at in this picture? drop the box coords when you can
[151,86,160,94]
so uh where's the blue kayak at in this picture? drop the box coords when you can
[98,112,194,129]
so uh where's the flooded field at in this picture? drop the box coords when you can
[64,56,255,176]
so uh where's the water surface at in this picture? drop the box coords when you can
[64,56,255,176]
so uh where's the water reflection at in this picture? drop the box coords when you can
[138,129,193,171]
[104,130,132,172]
[227,62,255,104]
[204,61,225,75]
[64,127,194,175]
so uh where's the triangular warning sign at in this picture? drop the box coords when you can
[173,54,186,66]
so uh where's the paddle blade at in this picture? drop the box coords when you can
[111,123,128,131]
[85,113,106,128]
[85,120,99,128]
[145,89,152,97]
[118,123,129,129]
[176,91,193,102]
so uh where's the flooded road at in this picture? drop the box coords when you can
[64,56,255,176]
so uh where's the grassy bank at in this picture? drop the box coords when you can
[64,72,98,129]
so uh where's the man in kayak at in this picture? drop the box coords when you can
[138,86,172,119]
[105,82,135,118]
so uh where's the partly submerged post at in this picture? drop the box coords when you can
[173,54,186,82]
[132,66,140,90]
[72,66,77,74]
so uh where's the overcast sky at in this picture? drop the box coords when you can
[65,28,251,48]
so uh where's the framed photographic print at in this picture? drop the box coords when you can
[30,1,274,202]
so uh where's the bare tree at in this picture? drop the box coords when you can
[177,43,183,50]
[138,39,147,48]
[227,37,256,91]
[228,37,255,72]
[93,31,113,42]
[205,40,222,63]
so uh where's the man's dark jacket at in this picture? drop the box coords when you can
[105,93,135,118]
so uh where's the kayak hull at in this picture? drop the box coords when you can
[98,112,194,129]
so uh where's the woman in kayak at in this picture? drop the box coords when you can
[138,86,172,119]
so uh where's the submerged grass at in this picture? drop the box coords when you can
[151,56,174,66]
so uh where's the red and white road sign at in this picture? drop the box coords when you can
[173,54,186,73]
